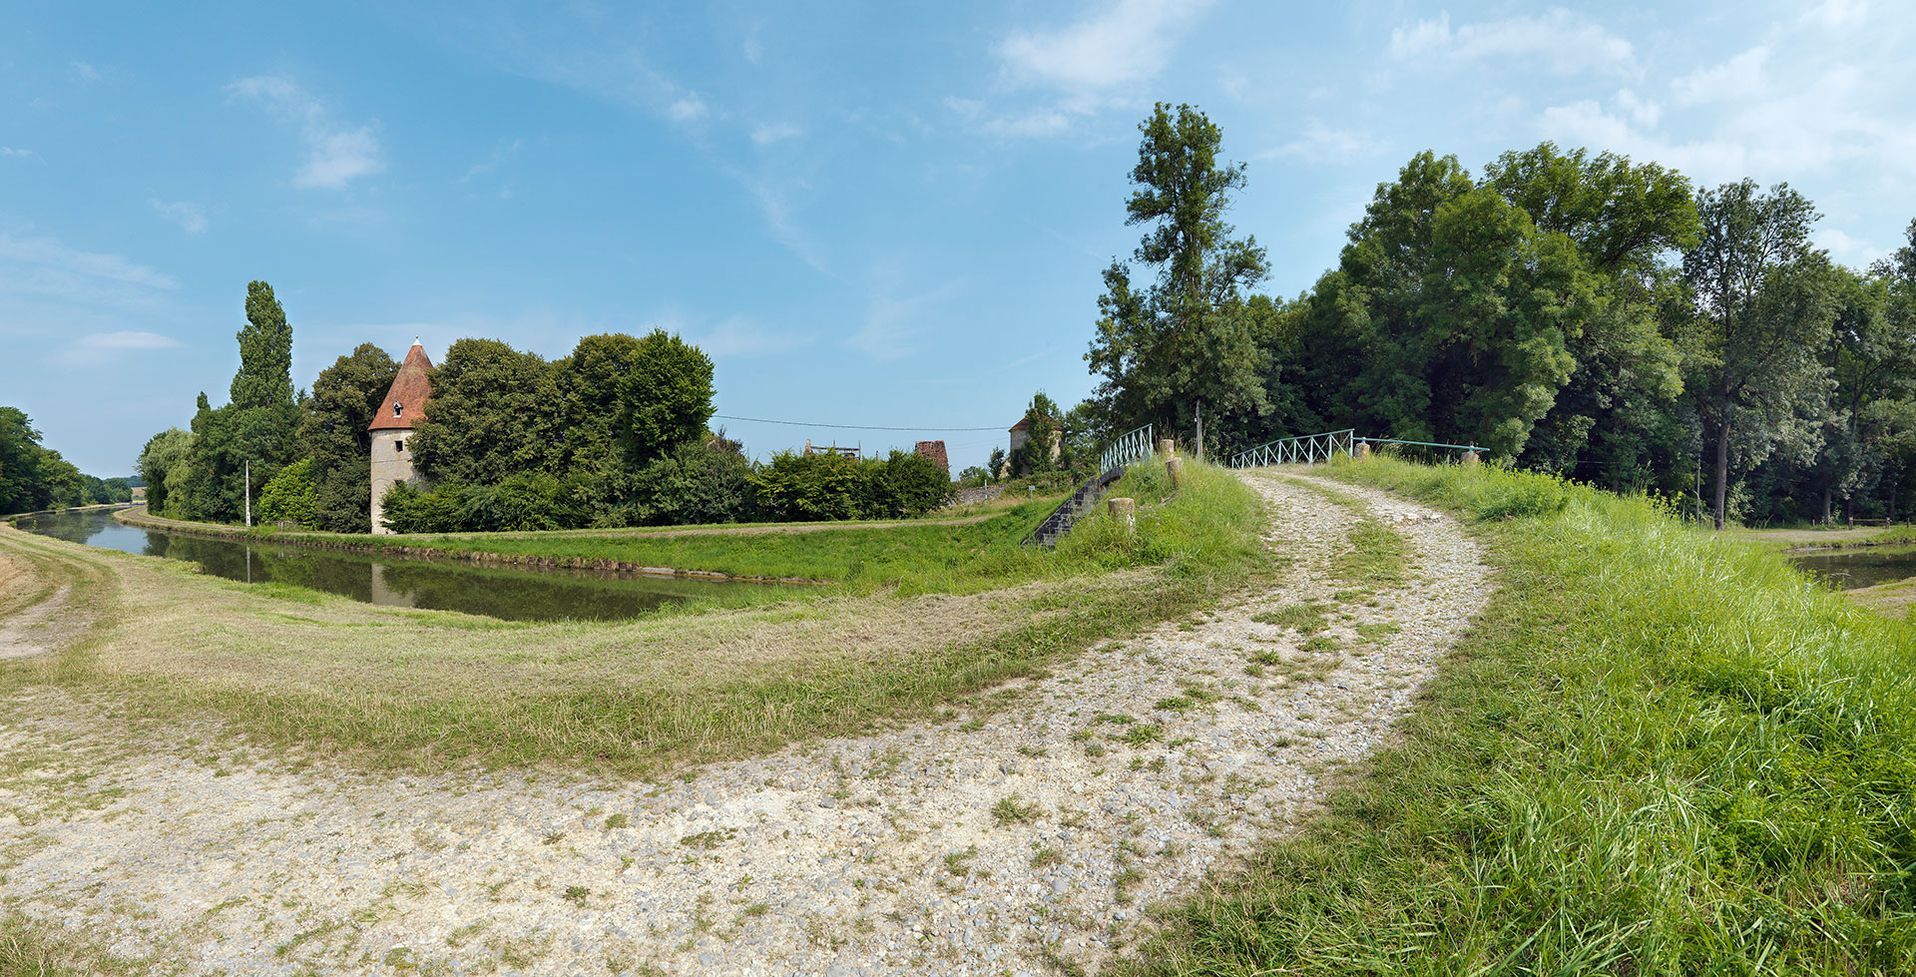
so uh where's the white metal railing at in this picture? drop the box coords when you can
[1100,423,1155,473]
[1230,429,1357,468]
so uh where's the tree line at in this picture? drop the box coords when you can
[1084,103,1916,528]
[0,407,135,514]
[136,283,952,533]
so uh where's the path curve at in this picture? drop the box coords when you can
[0,470,1493,975]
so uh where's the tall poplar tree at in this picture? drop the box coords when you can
[1087,103,1271,452]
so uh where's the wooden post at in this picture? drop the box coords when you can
[1108,497,1136,534]
[1355,442,1372,460]
[1165,456,1184,488]
[1156,438,1175,459]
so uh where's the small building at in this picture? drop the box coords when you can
[914,440,949,475]
[368,340,434,534]
[1006,416,1061,474]
[129,486,147,504]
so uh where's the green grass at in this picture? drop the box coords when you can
[1128,458,1916,975]
[0,455,1271,776]
[0,914,136,976]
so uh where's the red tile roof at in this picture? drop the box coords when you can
[368,342,433,431]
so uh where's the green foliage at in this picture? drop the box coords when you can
[1088,103,1271,447]
[750,449,954,523]
[381,472,591,534]
[256,457,319,528]
[623,440,757,526]
[0,406,124,514]
[1130,457,1916,975]
[1008,391,1062,477]
[410,338,562,486]
[299,343,398,533]
[230,281,296,411]
[135,428,195,517]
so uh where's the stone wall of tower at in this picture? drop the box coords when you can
[368,429,417,534]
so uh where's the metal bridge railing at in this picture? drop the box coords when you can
[1230,429,1487,469]
[1230,429,1356,468]
[1100,423,1155,474]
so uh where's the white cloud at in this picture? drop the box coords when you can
[1802,0,1871,28]
[751,122,803,145]
[956,0,1210,139]
[742,35,763,65]
[71,60,100,83]
[226,75,385,189]
[1390,9,1635,75]
[684,316,809,358]
[994,0,1211,92]
[667,95,708,123]
[1672,46,1769,105]
[1614,88,1661,128]
[1817,227,1887,266]
[0,233,178,291]
[0,147,37,160]
[55,330,180,364]
[148,200,208,235]
[1264,121,1381,163]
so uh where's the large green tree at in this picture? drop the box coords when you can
[135,427,195,516]
[299,343,399,532]
[1484,144,1699,485]
[1683,180,1836,529]
[410,338,563,486]
[179,283,302,522]
[1088,104,1271,451]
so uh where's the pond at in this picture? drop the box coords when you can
[1788,545,1916,591]
[11,507,771,622]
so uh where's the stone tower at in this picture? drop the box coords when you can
[368,340,433,534]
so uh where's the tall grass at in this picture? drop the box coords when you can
[1131,458,1916,975]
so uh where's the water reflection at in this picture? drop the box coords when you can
[1789,545,1916,591]
[13,507,768,622]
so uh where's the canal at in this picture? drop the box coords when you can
[12,507,769,622]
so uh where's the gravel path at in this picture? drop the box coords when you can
[0,471,1492,975]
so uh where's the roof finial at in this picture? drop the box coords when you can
[412,336,422,348]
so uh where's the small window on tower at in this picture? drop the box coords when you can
[396,439,405,453]
[393,402,404,417]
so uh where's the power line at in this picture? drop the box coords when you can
[712,414,1006,432]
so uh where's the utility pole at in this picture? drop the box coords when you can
[244,460,252,528]
[1195,401,1204,462]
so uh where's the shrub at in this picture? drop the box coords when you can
[750,450,862,521]
[256,457,319,528]
[624,440,757,526]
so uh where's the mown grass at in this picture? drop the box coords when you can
[1129,457,1916,975]
[0,456,1270,776]
[0,915,135,977]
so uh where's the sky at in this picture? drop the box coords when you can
[2,1,1913,477]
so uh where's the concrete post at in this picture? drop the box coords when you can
[1355,442,1372,460]
[1156,438,1175,459]
[1107,497,1136,534]
[1462,450,1481,466]
[1165,456,1184,488]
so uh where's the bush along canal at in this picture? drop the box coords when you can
[12,507,772,621]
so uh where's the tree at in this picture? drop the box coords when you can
[1683,180,1836,529]
[135,428,195,516]
[300,344,399,532]
[0,407,45,514]
[1009,392,1062,477]
[178,283,302,523]
[411,338,563,486]
[1088,104,1271,444]
[257,457,319,528]
[1484,144,1699,486]
[555,330,717,519]
[1292,152,1599,458]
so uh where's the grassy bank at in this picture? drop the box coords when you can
[0,457,1269,776]
[1132,458,1916,975]
[118,495,1085,592]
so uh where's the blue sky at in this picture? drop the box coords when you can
[3,1,1912,476]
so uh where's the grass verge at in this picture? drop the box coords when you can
[1128,457,1916,975]
[0,457,1268,777]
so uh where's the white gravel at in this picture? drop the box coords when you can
[0,471,1492,975]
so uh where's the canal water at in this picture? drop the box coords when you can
[12,507,768,622]
[1788,545,1916,591]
